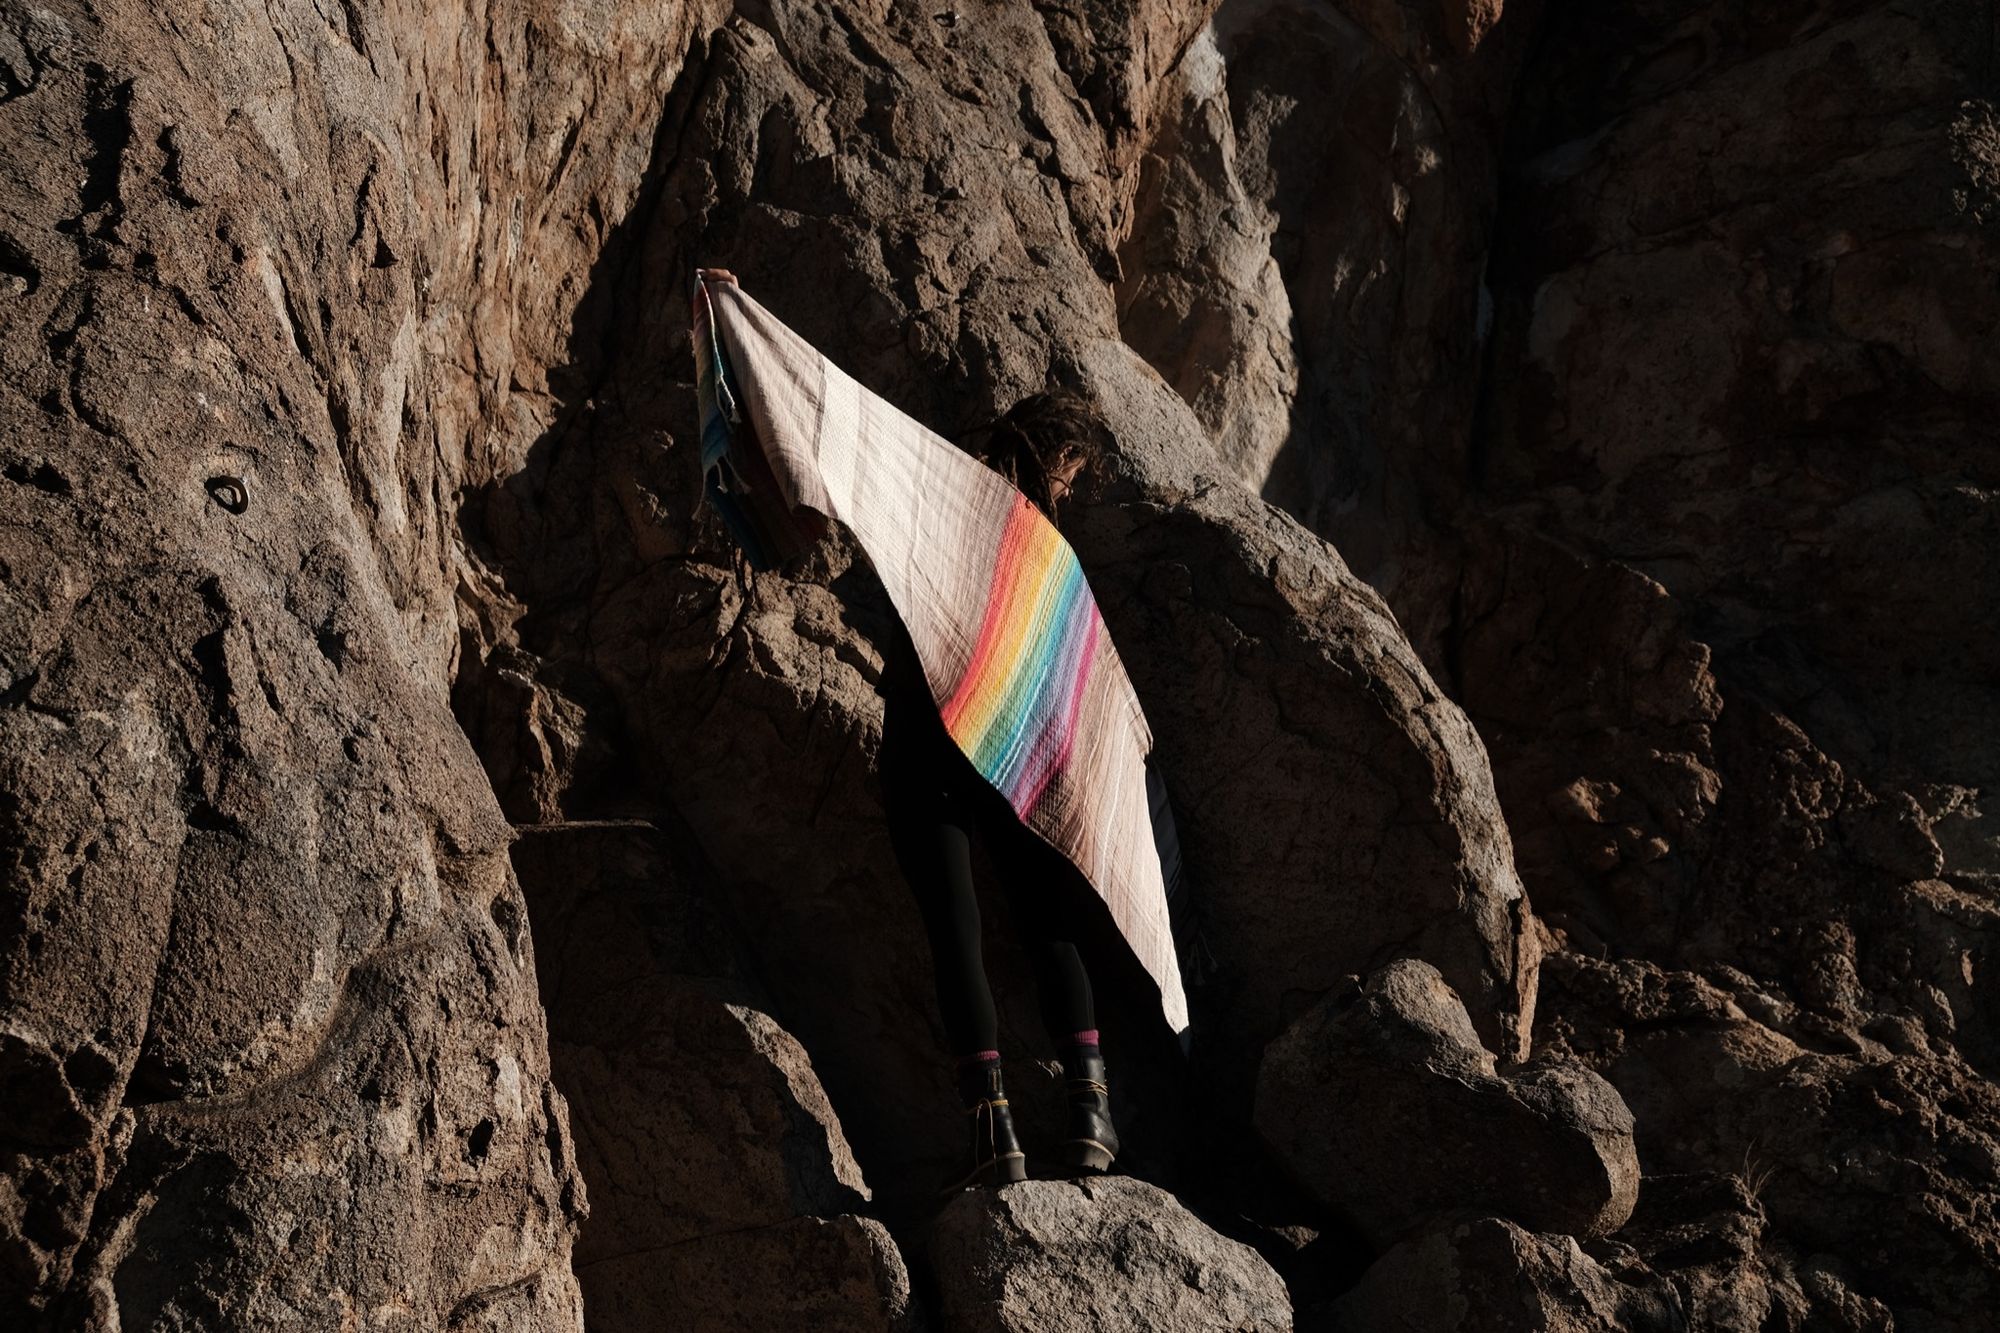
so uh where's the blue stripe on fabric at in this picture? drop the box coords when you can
[996,577,1098,803]
[970,553,1087,787]
[989,561,1095,800]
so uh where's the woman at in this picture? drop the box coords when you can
[693,268,1176,1196]
[874,393,1119,1195]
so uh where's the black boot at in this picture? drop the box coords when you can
[1059,1047,1118,1173]
[945,1058,1026,1194]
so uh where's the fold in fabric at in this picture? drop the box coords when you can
[689,271,1190,1040]
[691,274,825,567]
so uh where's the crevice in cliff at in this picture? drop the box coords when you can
[1109,16,1298,503]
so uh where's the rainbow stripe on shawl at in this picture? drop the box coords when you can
[942,493,1106,820]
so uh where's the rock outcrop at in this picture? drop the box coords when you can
[1331,1216,1683,1333]
[4,0,1996,1327]
[1256,960,1638,1246]
[1616,1170,1894,1332]
[930,1177,1292,1332]
[1539,952,2000,1328]
[0,0,706,1322]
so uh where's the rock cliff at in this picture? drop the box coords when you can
[1,0,1992,1328]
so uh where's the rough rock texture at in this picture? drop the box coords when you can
[1615,1171,1895,1333]
[1255,960,1638,1246]
[930,1177,1292,1332]
[1452,5,2000,1328]
[0,0,716,1319]
[1330,1216,1683,1333]
[511,823,916,1331]
[5,0,1998,1326]
[1539,952,2000,1328]
[1179,0,1533,639]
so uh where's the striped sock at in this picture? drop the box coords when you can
[1061,1030,1100,1080]
[954,1049,1002,1108]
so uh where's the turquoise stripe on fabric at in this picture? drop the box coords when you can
[966,553,1077,777]
[999,578,1099,803]
[990,562,1096,800]
[969,553,1087,787]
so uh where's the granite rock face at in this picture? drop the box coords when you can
[1458,6,2000,1328]
[930,1176,1292,1333]
[1255,960,1638,1247]
[3,0,1996,1327]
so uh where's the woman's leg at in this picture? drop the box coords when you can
[1024,934,1097,1053]
[880,693,1029,1187]
[978,807,1097,1049]
[888,804,999,1057]
[980,803,1119,1170]
[879,705,999,1057]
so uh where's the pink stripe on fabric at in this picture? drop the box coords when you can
[941,499,1038,732]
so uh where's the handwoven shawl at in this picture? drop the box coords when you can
[690,272,1190,1040]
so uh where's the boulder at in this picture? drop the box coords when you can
[1255,960,1638,1245]
[929,1176,1292,1332]
[1330,1216,1682,1333]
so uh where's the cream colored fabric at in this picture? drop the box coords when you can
[706,281,1189,1038]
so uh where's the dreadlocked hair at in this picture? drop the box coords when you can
[955,388,1113,524]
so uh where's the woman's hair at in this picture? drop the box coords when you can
[956,388,1112,522]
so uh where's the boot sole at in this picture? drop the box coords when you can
[1059,1138,1115,1173]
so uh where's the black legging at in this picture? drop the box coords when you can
[878,673,1096,1057]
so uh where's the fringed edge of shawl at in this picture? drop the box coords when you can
[691,271,826,571]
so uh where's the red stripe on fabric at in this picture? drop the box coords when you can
[941,497,1037,729]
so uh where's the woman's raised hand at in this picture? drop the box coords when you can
[698,267,739,287]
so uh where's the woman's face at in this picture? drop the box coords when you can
[1046,451,1086,508]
